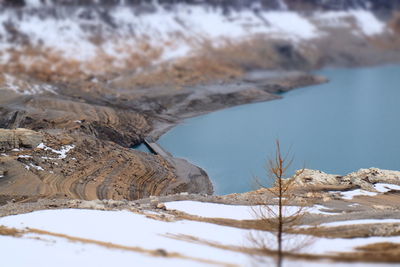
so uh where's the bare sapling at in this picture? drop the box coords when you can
[249,140,313,267]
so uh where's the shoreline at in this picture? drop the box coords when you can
[148,63,400,196]
[147,60,400,142]
[147,71,328,140]
[143,71,329,196]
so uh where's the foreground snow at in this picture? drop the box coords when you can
[0,209,251,266]
[0,204,399,267]
[165,201,337,220]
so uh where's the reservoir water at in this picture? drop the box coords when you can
[158,65,400,195]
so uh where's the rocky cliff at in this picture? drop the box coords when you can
[0,128,43,152]
[0,130,186,204]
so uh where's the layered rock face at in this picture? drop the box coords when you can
[0,91,179,202]
[0,132,182,203]
[0,128,43,152]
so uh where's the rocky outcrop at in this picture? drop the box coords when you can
[165,157,213,195]
[346,168,400,188]
[291,168,400,191]
[0,126,214,205]
[0,128,43,152]
[0,132,182,203]
[0,97,151,147]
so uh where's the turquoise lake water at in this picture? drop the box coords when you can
[158,65,400,195]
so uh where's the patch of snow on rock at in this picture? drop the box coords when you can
[350,10,385,36]
[374,183,400,193]
[18,155,32,159]
[29,163,44,171]
[37,143,75,159]
[1,74,57,95]
[308,205,340,215]
[336,189,378,200]
[314,10,384,36]
[261,11,319,40]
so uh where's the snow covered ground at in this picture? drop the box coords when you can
[313,10,385,35]
[37,143,75,160]
[0,74,57,95]
[165,201,337,219]
[330,183,400,200]
[318,219,400,228]
[0,208,254,267]
[1,201,399,266]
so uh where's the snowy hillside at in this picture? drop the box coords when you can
[4,0,400,11]
[0,4,391,83]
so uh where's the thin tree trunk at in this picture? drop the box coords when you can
[277,171,283,267]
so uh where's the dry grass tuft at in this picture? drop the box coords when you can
[356,242,400,252]
[0,225,22,237]
[336,241,400,263]
[168,233,400,264]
